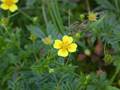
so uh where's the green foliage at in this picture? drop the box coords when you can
[0,0,120,90]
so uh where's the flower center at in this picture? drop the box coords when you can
[5,0,14,6]
[61,42,70,50]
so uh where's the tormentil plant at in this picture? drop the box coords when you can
[0,0,18,12]
[53,35,77,57]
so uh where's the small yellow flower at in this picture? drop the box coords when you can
[88,12,97,21]
[53,35,77,57]
[42,36,52,45]
[0,0,18,12]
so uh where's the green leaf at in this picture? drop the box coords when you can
[27,25,45,39]
[106,86,120,90]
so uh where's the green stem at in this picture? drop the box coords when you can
[32,42,39,63]
[68,9,71,27]
[18,9,33,22]
[42,4,48,35]
[42,5,48,27]
[110,68,119,84]
[8,12,19,18]
[114,0,119,13]
[86,0,91,13]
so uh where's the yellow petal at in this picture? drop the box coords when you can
[13,0,19,3]
[9,4,18,12]
[62,35,73,44]
[0,4,9,10]
[53,40,62,49]
[1,0,6,2]
[58,49,68,57]
[67,43,77,52]
[1,0,18,3]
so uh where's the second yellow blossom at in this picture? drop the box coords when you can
[0,0,18,12]
[88,12,97,21]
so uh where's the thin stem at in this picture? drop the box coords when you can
[86,0,91,13]
[110,68,119,84]
[42,5,48,27]
[114,0,119,13]
[68,9,71,27]
[64,57,69,65]
[8,11,19,18]
[42,4,48,36]
[32,42,39,63]
[18,9,33,22]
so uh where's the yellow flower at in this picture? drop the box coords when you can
[53,35,77,57]
[42,36,52,45]
[0,0,18,12]
[88,12,97,21]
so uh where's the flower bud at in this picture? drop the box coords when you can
[29,34,37,42]
[88,12,97,21]
[1,17,9,27]
[42,36,52,45]
[103,53,113,64]
[84,49,91,56]
[49,68,54,73]
[80,14,85,21]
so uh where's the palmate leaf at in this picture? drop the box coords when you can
[27,25,45,39]
[46,22,58,39]
[96,0,120,18]
[96,0,116,11]
[88,12,120,51]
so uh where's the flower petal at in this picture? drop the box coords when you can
[0,4,9,10]
[1,0,6,2]
[1,0,18,3]
[62,35,73,44]
[9,4,18,12]
[13,0,19,3]
[58,49,68,57]
[53,40,62,49]
[67,43,77,52]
